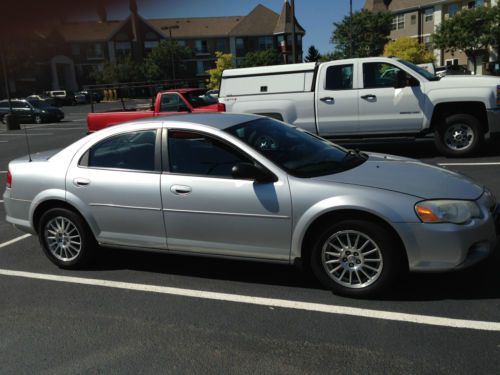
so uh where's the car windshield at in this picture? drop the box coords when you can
[397,59,439,81]
[225,118,367,178]
[183,90,218,108]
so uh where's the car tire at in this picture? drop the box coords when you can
[34,115,43,124]
[310,219,403,298]
[38,208,97,269]
[434,114,483,157]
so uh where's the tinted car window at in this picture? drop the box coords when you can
[183,91,218,108]
[325,64,353,90]
[0,101,8,108]
[363,62,403,89]
[160,94,183,112]
[11,101,31,109]
[225,118,366,178]
[168,130,251,178]
[88,130,157,171]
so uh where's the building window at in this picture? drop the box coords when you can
[176,40,186,47]
[410,15,416,25]
[424,8,434,22]
[196,60,213,75]
[468,0,484,8]
[236,38,245,55]
[195,40,208,54]
[87,43,104,60]
[391,14,404,30]
[257,36,273,50]
[448,4,459,18]
[115,41,132,58]
[445,59,459,66]
[215,38,227,52]
[144,40,159,54]
[423,35,432,50]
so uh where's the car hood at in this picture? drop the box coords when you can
[315,153,483,200]
[427,74,500,89]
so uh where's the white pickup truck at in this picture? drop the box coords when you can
[219,57,500,157]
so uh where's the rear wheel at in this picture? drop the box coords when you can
[310,220,403,298]
[38,208,97,268]
[434,114,483,157]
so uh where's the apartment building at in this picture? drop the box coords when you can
[364,0,499,74]
[4,1,305,95]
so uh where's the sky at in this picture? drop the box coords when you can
[108,0,367,54]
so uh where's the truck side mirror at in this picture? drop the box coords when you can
[394,70,407,89]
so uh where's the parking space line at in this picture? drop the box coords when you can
[0,234,31,249]
[0,268,499,332]
[0,171,6,173]
[438,162,500,166]
[0,133,53,136]
[0,200,4,203]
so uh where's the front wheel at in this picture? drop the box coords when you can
[38,208,97,269]
[310,220,403,298]
[434,114,483,157]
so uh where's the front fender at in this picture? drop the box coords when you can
[290,195,415,261]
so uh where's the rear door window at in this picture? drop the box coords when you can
[86,130,158,171]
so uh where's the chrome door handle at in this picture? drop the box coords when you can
[361,94,376,100]
[73,178,90,187]
[170,185,192,195]
[320,97,334,103]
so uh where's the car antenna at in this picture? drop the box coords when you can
[23,125,32,162]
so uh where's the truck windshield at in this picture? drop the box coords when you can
[183,90,218,108]
[225,118,367,178]
[398,59,440,81]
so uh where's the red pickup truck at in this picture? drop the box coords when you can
[87,88,225,133]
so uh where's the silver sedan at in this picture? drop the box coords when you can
[3,113,499,297]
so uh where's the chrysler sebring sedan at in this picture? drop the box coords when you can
[3,113,499,297]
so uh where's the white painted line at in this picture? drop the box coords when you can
[0,268,499,332]
[0,200,4,203]
[0,133,53,136]
[0,140,7,143]
[438,162,500,166]
[0,171,6,173]
[0,234,31,249]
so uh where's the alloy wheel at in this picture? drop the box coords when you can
[321,230,383,289]
[44,216,82,262]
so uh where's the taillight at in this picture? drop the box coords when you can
[217,103,226,112]
[6,170,12,188]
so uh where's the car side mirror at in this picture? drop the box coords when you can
[231,162,277,183]
[178,104,191,112]
[394,70,407,89]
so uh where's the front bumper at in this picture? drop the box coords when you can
[487,109,500,134]
[394,213,498,272]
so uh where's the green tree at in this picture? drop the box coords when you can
[383,37,435,64]
[304,45,321,62]
[239,49,281,68]
[142,40,193,81]
[91,55,143,84]
[331,10,392,59]
[206,51,234,90]
[433,6,493,74]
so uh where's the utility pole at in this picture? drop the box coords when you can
[291,0,296,64]
[349,0,353,57]
[161,25,180,87]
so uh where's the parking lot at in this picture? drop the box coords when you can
[1,105,500,374]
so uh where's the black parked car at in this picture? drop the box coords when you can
[0,99,64,124]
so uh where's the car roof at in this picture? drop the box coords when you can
[113,113,265,131]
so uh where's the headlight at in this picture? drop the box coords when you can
[415,200,481,224]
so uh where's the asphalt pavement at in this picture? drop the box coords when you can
[1,103,500,374]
